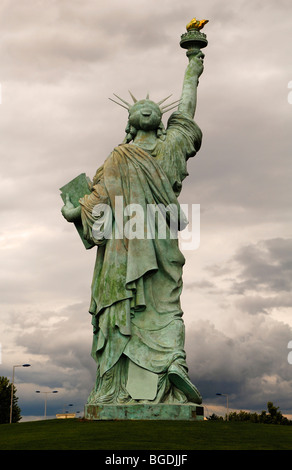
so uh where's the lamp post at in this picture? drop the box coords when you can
[64,403,73,412]
[35,390,58,419]
[9,364,31,424]
[216,393,229,421]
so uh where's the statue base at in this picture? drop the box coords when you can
[84,403,204,421]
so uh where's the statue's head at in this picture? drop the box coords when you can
[128,99,162,132]
[109,91,180,143]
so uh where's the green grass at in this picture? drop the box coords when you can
[1,419,292,450]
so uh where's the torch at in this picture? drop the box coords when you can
[180,18,209,58]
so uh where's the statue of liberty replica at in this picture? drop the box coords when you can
[61,19,208,420]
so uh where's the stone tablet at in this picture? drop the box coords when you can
[126,360,158,400]
[60,173,93,249]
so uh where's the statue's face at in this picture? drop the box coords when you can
[128,100,162,131]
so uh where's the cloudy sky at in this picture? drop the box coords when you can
[1,0,292,421]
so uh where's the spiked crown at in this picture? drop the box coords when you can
[109,91,181,114]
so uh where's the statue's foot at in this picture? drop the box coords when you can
[168,364,202,404]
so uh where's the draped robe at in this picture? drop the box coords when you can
[79,111,202,404]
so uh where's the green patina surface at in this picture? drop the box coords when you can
[84,404,204,421]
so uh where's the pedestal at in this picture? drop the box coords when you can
[84,403,204,421]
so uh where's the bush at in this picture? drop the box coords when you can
[0,376,21,424]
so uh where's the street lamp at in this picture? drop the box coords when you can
[10,364,31,424]
[64,403,73,412]
[61,403,74,418]
[216,393,229,421]
[35,390,58,419]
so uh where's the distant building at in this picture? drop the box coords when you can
[56,413,76,419]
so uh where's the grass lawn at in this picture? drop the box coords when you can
[0,418,292,450]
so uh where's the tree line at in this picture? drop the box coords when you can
[208,401,292,425]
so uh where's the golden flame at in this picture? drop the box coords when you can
[186,18,209,31]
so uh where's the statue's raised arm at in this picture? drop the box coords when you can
[178,51,204,118]
[178,18,209,118]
